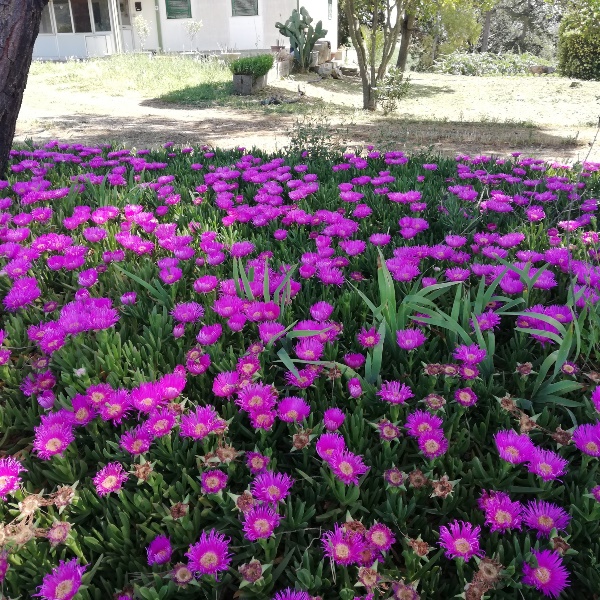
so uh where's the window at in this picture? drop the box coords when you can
[92,0,112,32]
[71,0,92,32]
[328,0,332,20]
[232,0,258,17]
[53,0,73,33]
[39,4,54,33]
[166,0,192,19]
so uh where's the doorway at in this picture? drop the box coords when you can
[119,0,134,51]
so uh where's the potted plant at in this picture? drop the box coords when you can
[229,54,274,95]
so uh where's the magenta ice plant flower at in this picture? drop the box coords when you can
[522,550,570,598]
[438,521,483,561]
[186,529,232,576]
[34,559,87,600]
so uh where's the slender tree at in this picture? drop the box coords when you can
[0,0,48,176]
[344,0,404,110]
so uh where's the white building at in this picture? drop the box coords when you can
[33,0,338,60]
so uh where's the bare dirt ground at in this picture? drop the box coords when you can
[15,70,600,162]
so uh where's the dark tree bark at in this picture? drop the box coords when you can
[396,12,415,72]
[481,9,493,52]
[0,0,48,176]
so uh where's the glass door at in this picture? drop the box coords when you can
[119,0,134,51]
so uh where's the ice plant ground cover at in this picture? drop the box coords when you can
[0,142,599,600]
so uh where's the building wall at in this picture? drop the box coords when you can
[130,0,160,52]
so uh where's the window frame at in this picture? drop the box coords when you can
[42,0,110,35]
[165,0,192,19]
[231,0,258,17]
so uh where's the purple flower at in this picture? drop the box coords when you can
[527,448,568,482]
[418,430,449,459]
[523,500,571,538]
[186,530,232,576]
[0,456,26,499]
[147,535,173,565]
[483,493,523,532]
[396,328,427,350]
[572,423,600,456]
[251,471,294,503]
[494,430,535,464]
[454,387,478,407]
[321,525,364,566]
[329,450,369,485]
[34,558,87,600]
[243,505,281,541]
[171,302,205,323]
[405,411,443,438]
[93,462,128,496]
[522,550,570,598]
[377,381,414,404]
[323,408,345,431]
[438,520,483,561]
[365,523,395,552]
[272,590,310,600]
[277,396,310,423]
[201,470,228,494]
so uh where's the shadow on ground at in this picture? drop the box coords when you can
[16,109,590,162]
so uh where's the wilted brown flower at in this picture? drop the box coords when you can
[46,521,71,547]
[133,462,153,481]
[431,475,454,499]
[53,486,76,507]
[239,559,263,583]
[11,524,35,546]
[170,503,189,519]
[519,413,538,433]
[327,366,342,380]
[409,469,429,488]
[167,401,184,415]
[293,430,311,450]
[408,537,431,557]
[423,363,443,376]
[551,536,571,555]
[216,444,240,463]
[358,567,380,589]
[475,557,503,585]
[499,394,518,413]
[18,494,42,517]
[516,362,533,376]
[344,520,366,536]
[551,427,572,446]
[236,491,255,513]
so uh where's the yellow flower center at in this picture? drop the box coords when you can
[45,438,63,451]
[102,475,117,489]
[505,446,519,458]
[334,543,350,559]
[286,410,299,421]
[534,567,551,584]
[453,538,471,554]
[425,440,439,453]
[154,419,168,432]
[494,510,512,524]
[200,551,218,568]
[55,580,74,600]
[371,531,387,546]
[339,461,354,476]
[538,515,554,528]
[585,441,599,454]
[267,485,280,499]
[254,518,270,534]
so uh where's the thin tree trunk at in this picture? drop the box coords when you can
[368,0,378,111]
[0,0,48,176]
[481,9,492,52]
[396,12,415,71]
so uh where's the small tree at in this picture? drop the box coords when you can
[185,20,204,52]
[344,0,404,110]
[133,15,150,51]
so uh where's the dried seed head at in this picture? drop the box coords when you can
[464,581,490,600]
[18,494,42,517]
[358,567,380,589]
[344,520,366,536]
[516,362,533,376]
[11,524,35,546]
[134,462,153,481]
[551,427,572,446]
[239,559,263,583]
[293,430,311,450]
[519,413,538,433]
[236,491,255,513]
[431,475,454,499]
[499,394,518,413]
[216,444,239,463]
[168,401,184,415]
[423,363,443,376]
[551,536,571,555]
[408,537,431,557]
[409,469,430,488]
[53,486,76,507]
[170,503,189,519]
[476,557,503,585]
[327,366,342,380]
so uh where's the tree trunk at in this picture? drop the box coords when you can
[480,9,492,52]
[396,12,415,72]
[0,0,47,176]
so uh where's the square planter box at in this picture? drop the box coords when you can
[233,74,267,95]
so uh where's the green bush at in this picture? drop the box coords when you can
[557,0,600,80]
[434,51,554,76]
[228,54,274,78]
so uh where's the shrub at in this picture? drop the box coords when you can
[434,51,554,76]
[228,54,274,79]
[376,67,411,114]
[557,0,600,80]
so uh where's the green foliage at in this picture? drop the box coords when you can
[434,50,554,75]
[275,8,328,71]
[557,0,600,80]
[376,67,411,114]
[228,54,274,78]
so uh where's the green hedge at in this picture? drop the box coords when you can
[557,0,600,80]
[433,51,554,76]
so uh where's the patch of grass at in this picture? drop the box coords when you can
[30,54,232,99]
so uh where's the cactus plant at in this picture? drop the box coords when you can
[275,7,327,72]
